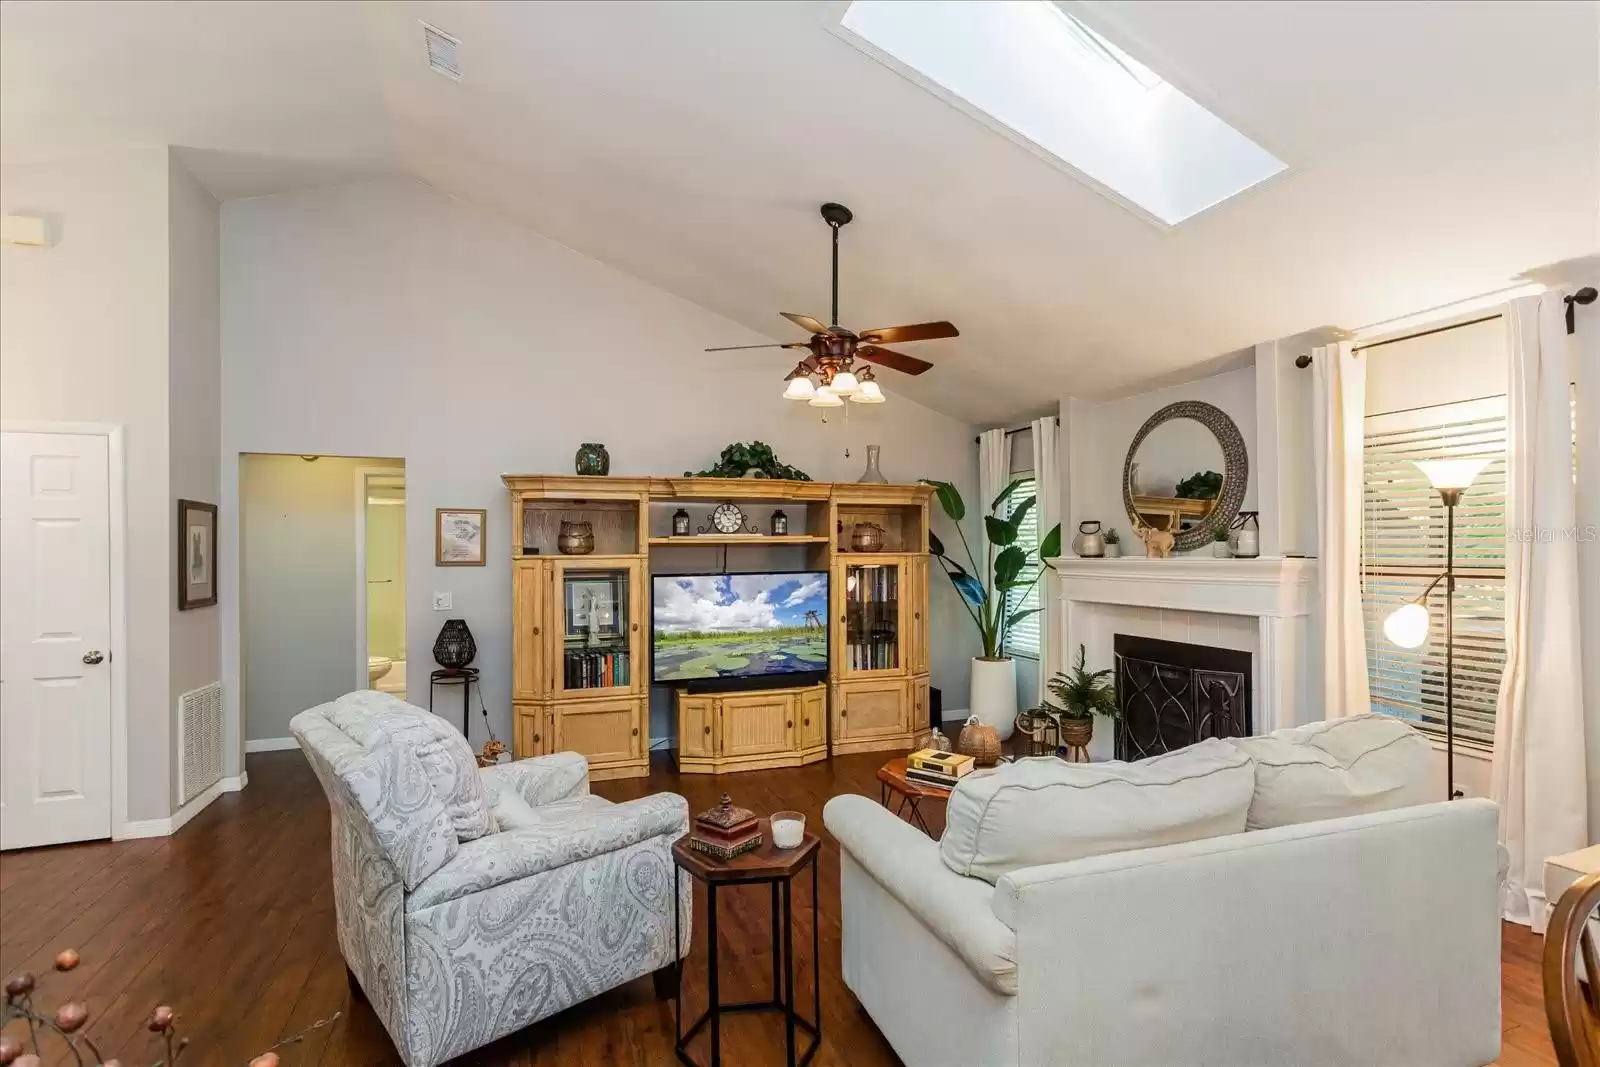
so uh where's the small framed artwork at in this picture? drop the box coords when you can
[436,508,487,566]
[565,574,623,637]
[177,499,218,610]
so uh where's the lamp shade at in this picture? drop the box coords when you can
[782,375,817,401]
[851,379,886,403]
[808,387,844,408]
[829,369,860,395]
[1383,602,1431,649]
[433,618,477,669]
[1414,458,1489,491]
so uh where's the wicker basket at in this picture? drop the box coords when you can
[956,716,1002,767]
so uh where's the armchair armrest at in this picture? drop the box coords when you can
[407,792,689,911]
[480,751,589,808]
[823,794,1016,995]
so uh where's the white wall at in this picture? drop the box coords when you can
[221,179,978,749]
[1,147,178,822]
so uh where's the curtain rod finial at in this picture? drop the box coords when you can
[1566,286,1597,334]
[1294,353,1314,369]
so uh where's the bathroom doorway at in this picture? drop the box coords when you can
[357,467,407,697]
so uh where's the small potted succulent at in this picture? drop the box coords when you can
[1038,645,1120,759]
[1103,527,1121,558]
[1213,526,1232,557]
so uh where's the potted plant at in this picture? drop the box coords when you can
[1103,528,1121,558]
[923,479,1061,739]
[1039,644,1120,758]
[1213,526,1232,557]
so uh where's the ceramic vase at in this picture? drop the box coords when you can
[969,656,1016,740]
[1073,520,1105,558]
[574,443,610,476]
[558,520,595,555]
[857,444,889,484]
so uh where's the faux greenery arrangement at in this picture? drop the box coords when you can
[685,441,811,481]
[1039,645,1120,721]
[923,478,1061,660]
[1214,526,1231,543]
[1174,470,1223,500]
[1103,528,1120,545]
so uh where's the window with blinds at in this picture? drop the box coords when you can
[1003,475,1043,658]
[1361,397,1506,747]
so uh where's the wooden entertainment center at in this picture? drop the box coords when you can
[502,474,932,780]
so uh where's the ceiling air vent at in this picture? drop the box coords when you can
[422,22,461,80]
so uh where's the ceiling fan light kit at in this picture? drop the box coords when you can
[706,202,959,410]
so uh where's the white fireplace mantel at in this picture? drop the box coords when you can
[1047,556,1319,742]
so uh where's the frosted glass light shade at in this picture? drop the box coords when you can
[851,380,886,403]
[808,387,844,408]
[1384,602,1432,649]
[782,376,817,401]
[1414,458,1489,491]
[829,370,860,395]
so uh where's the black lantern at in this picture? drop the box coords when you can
[672,508,691,536]
[771,509,789,536]
[433,619,477,670]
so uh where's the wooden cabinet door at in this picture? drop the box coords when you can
[550,559,644,697]
[835,679,909,741]
[513,560,547,700]
[552,696,642,766]
[678,693,714,759]
[906,556,929,675]
[515,703,544,759]
[715,692,795,758]
[798,687,825,749]
[911,675,930,734]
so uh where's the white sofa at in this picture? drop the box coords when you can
[292,691,690,1067]
[824,722,1502,1067]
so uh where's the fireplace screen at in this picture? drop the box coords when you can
[1114,635,1252,760]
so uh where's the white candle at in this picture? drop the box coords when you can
[771,812,806,849]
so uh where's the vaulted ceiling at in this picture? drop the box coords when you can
[3,0,1595,424]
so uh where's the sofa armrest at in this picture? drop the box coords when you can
[480,751,589,808]
[407,792,688,911]
[823,794,1016,995]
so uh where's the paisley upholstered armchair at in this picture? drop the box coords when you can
[292,691,689,1066]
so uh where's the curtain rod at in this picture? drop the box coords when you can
[1294,313,1501,368]
[974,415,1059,444]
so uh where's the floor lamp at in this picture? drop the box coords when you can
[1382,457,1490,800]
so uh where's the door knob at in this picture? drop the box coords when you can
[82,650,104,665]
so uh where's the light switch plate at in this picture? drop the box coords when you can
[432,592,453,611]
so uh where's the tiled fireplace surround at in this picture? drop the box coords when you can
[1049,556,1319,761]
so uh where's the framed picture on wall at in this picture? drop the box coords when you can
[177,499,218,610]
[436,508,487,566]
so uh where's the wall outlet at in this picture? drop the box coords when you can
[432,592,453,611]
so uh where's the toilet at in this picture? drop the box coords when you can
[367,655,393,686]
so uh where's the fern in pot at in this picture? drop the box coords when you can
[1039,645,1120,760]
[923,478,1061,740]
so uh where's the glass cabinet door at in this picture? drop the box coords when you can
[841,561,901,674]
[553,563,639,694]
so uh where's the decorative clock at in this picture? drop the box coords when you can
[699,502,756,536]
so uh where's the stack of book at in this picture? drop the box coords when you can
[687,793,763,860]
[904,748,975,789]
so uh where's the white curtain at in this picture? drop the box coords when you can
[1493,292,1588,930]
[1031,416,1060,691]
[978,428,1009,649]
[1311,341,1372,718]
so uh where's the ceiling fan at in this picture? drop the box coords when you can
[706,202,958,406]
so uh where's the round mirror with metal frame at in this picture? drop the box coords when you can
[1121,401,1248,553]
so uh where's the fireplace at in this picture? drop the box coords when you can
[1114,635,1252,760]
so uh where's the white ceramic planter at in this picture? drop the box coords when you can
[1104,543,1121,558]
[969,657,1017,740]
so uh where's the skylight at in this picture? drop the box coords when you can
[831,1,1287,226]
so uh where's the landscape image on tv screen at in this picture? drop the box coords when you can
[653,572,829,682]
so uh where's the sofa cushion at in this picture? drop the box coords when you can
[939,738,1255,884]
[325,690,495,842]
[1225,713,1432,829]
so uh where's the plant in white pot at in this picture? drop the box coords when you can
[924,478,1061,740]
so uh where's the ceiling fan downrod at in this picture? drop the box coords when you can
[820,202,853,328]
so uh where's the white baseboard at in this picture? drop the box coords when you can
[246,736,299,753]
[113,772,248,840]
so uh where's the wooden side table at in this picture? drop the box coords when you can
[877,756,953,834]
[671,822,821,1067]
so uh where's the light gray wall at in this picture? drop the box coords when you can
[0,146,176,822]
[221,178,979,749]
[167,151,223,794]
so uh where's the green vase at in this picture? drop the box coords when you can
[574,443,610,476]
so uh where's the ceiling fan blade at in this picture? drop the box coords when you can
[780,312,831,336]
[704,342,811,352]
[857,321,959,345]
[857,345,933,376]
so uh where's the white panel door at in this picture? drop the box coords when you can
[0,432,113,849]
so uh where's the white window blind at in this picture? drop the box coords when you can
[1003,475,1042,658]
[1361,397,1507,747]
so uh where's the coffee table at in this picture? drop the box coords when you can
[671,820,821,1067]
[877,756,953,834]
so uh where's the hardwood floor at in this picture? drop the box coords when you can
[0,750,1559,1066]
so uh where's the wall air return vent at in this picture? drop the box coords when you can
[422,22,461,80]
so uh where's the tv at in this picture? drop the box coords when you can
[652,572,829,686]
